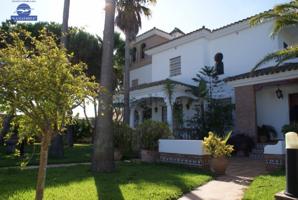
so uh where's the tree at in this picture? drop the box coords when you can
[0,29,96,200]
[116,0,156,124]
[61,0,71,47]
[92,0,116,172]
[250,0,298,70]
[49,0,71,155]
[188,66,233,138]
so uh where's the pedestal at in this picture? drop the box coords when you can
[275,191,298,200]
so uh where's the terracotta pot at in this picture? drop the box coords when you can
[114,149,123,161]
[141,149,159,163]
[210,156,229,175]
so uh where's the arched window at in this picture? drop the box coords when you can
[131,47,137,62]
[140,43,146,59]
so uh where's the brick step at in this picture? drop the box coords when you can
[249,153,264,160]
[252,148,264,154]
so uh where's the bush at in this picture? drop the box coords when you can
[282,123,298,135]
[203,131,234,158]
[72,119,93,143]
[113,122,135,157]
[227,134,255,156]
[136,120,172,151]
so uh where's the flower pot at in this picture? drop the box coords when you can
[141,149,159,163]
[114,149,123,161]
[210,156,229,175]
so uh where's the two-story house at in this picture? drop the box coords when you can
[128,11,298,140]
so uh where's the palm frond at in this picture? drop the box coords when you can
[252,44,298,71]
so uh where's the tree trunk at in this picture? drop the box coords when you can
[92,0,116,172]
[66,125,74,147]
[49,134,64,158]
[0,114,14,145]
[35,134,51,200]
[123,35,131,124]
[61,0,70,48]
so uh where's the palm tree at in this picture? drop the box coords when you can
[116,0,156,124]
[61,0,70,47]
[250,0,298,70]
[49,0,71,158]
[92,0,116,172]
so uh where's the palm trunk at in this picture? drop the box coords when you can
[35,133,51,200]
[92,0,116,172]
[123,34,131,124]
[61,0,70,48]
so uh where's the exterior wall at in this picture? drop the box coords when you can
[234,85,257,139]
[159,139,209,168]
[256,84,298,138]
[209,21,279,77]
[151,38,209,85]
[159,139,208,155]
[130,64,152,87]
[130,35,169,70]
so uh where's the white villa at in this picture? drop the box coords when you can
[128,11,298,140]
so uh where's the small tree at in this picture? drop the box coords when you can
[0,29,97,200]
[188,66,233,138]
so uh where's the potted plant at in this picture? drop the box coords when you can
[136,120,172,163]
[282,123,298,136]
[203,131,234,175]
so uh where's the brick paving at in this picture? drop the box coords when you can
[179,157,267,200]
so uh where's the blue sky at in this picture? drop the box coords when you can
[0,0,290,38]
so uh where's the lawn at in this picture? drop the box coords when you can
[0,144,92,167]
[0,163,212,200]
[243,170,286,200]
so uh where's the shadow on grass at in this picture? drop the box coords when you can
[0,162,211,200]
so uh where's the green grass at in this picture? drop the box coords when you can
[0,144,92,167]
[0,163,212,200]
[243,170,286,200]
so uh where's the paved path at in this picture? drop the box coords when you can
[179,157,267,200]
[0,162,91,170]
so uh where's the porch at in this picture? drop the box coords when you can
[226,63,298,141]
[129,79,198,138]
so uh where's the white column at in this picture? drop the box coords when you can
[165,97,175,131]
[129,107,135,128]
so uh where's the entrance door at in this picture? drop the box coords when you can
[289,93,298,123]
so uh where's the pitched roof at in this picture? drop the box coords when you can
[224,63,298,82]
[170,27,185,35]
[145,10,273,53]
[130,79,196,91]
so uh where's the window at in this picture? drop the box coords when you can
[131,47,137,62]
[131,79,139,87]
[169,56,181,77]
[140,43,146,59]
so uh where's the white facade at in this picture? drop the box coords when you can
[256,84,298,138]
[128,13,298,136]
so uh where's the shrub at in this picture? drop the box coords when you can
[72,119,93,143]
[227,134,255,156]
[113,122,135,156]
[136,120,172,151]
[203,131,234,158]
[282,123,298,135]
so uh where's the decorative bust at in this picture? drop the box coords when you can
[214,52,224,75]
